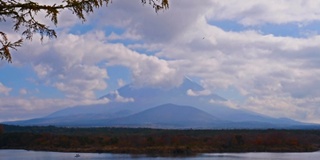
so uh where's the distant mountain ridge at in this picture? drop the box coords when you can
[100,103,222,128]
[4,78,320,129]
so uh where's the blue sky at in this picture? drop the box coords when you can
[1,0,320,123]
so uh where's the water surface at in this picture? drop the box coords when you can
[0,150,319,160]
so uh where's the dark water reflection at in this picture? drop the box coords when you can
[0,150,320,160]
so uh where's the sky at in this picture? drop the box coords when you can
[1,0,320,123]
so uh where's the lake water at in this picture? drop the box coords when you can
[0,150,319,160]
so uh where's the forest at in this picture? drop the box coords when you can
[0,124,320,155]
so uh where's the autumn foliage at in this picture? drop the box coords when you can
[0,125,319,155]
[0,125,3,134]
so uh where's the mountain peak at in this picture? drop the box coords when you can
[99,77,211,101]
[178,77,204,91]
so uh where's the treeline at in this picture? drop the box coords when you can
[0,124,320,155]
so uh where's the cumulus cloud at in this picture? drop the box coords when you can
[152,4,320,122]
[0,83,12,96]
[94,0,214,43]
[2,0,320,123]
[11,30,184,99]
[12,33,110,100]
[129,56,183,88]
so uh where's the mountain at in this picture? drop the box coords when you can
[4,77,317,129]
[98,103,222,128]
[46,77,226,119]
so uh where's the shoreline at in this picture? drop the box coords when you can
[1,148,320,158]
[2,146,319,156]
[1,149,320,159]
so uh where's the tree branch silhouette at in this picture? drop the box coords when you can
[0,0,169,62]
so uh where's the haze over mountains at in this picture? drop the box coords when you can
[5,78,320,129]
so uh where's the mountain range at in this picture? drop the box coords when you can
[5,78,320,129]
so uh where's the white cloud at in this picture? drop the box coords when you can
[52,64,108,99]
[208,0,320,25]
[33,64,53,79]
[117,79,126,87]
[209,99,239,109]
[129,55,183,88]
[187,89,211,96]
[11,31,184,99]
[19,88,28,95]
[0,97,109,122]
[244,96,320,123]
[154,10,320,122]
[106,29,142,41]
[109,90,134,103]
[12,33,110,100]
[2,0,320,123]
[0,83,12,96]
[95,0,214,42]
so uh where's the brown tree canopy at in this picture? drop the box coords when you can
[0,0,169,62]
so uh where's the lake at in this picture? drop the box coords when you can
[0,150,319,160]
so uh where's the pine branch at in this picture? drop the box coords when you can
[0,31,23,63]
